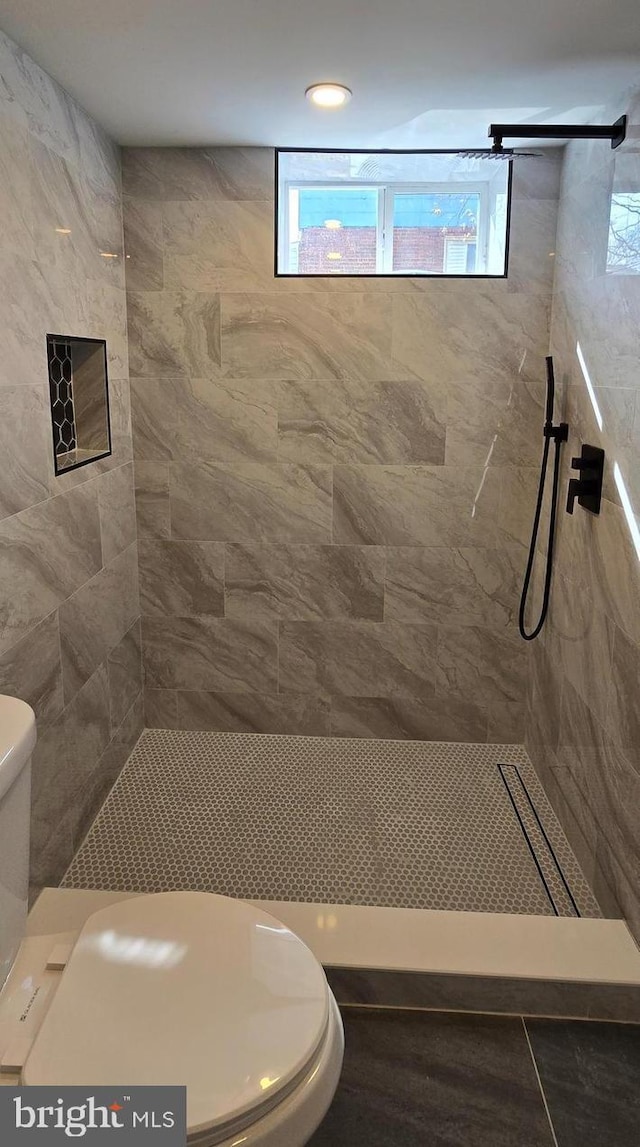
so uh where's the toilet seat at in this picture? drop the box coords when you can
[22,892,337,1143]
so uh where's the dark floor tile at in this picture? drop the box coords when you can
[309,1010,554,1146]
[526,1018,640,1147]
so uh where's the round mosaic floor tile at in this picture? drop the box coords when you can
[62,731,601,918]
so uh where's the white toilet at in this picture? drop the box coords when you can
[0,696,344,1145]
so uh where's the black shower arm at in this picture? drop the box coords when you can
[488,116,627,151]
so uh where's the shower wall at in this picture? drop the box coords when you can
[123,147,559,742]
[525,94,640,936]
[0,31,142,894]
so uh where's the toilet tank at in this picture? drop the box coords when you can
[0,696,36,990]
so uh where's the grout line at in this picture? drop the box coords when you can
[522,1017,560,1147]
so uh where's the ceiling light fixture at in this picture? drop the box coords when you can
[306,83,352,109]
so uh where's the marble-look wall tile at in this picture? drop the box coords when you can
[486,701,526,744]
[391,287,550,382]
[28,135,123,289]
[124,143,558,749]
[605,625,640,776]
[142,616,278,692]
[131,375,278,463]
[0,30,140,891]
[170,462,333,543]
[123,199,164,291]
[557,681,640,907]
[329,695,489,742]
[444,375,544,469]
[225,543,384,621]
[123,146,275,202]
[586,501,640,649]
[134,460,170,539]
[385,546,522,629]
[100,691,145,783]
[0,482,103,654]
[511,151,563,201]
[0,386,52,518]
[97,462,137,563]
[220,293,393,381]
[162,199,275,293]
[73,692,145,853]
[30,663,112,885]
[59,542,140,704]
[107,618,142,733]
[128,289,221,377]
[278,378,446,465]
[545,572,614,726]
[0,31,120,189]
[175,691,331,736]
[0,611,63,726]
[279,620,437,699]
[139,539,224,617]
[144,687,180,729]
[436,625,528,707]
[525,96,640,938]
[333,465,500,547]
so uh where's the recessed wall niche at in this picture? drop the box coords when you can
[46,334,112,474]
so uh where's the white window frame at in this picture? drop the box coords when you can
[278,179,490,276]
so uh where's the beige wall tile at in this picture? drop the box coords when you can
[385,545,522,629]
[330,695,488,742]
[333,465,501,547]
[170,461,333,542]
[0,31,142,891]
[0,611,63,726]
[525,93,640,937]
[97,462,137,563]
[220,293,393,381]
[139,538,224,617]
[123,146,274,202]
[131,375,278,464]
[176,691,331,735]
[225,543,384,621]
[278,377,446,465]
[124,138,558,749]
[279,620,438,700]
[142,615,278,692]
[0,482,103,654]
[144,687,180,729]
[128,289,221,377]
[59,542,140,704]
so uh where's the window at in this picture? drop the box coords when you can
[276,151,511,277]
[607,191,640,274]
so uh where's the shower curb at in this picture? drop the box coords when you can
[28,889,640,1024]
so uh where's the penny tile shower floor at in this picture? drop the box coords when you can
[63,731,601,917]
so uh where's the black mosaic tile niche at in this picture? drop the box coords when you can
[46,334,112,475]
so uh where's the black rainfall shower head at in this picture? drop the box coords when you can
[459,115,626,163]
[457,148,540,161]
[487,115,627,152]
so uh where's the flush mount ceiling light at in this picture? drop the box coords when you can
[306,83,352,109]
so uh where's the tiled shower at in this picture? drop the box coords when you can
[0,28,638,939]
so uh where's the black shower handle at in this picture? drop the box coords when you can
[566,476,598,514]
[566,445,605,515]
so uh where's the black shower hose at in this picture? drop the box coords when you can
[518,356,567,641]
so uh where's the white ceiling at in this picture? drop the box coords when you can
[0,0,639,148]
